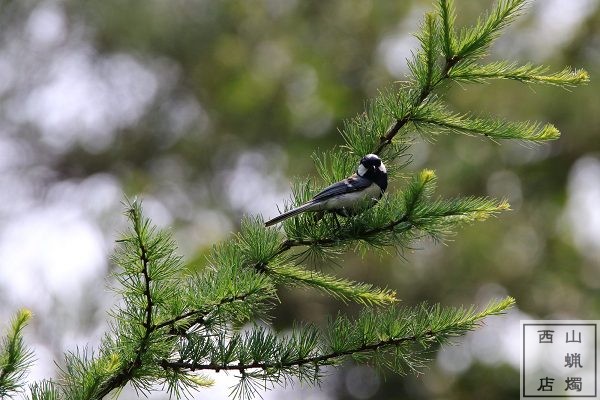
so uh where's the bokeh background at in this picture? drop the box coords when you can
[0,0,599,398]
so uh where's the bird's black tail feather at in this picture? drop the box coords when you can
[264,202,316,227]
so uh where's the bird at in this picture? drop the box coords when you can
[265,154,388,227]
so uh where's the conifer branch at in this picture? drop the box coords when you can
[60,350,121,400]
[161,333,432,372]
[160,297,515,397]
[437,0,456,57]
[413,101,561,141]
[367,0,587,156]
[253,165,507,308]
[273,198,506,253]
[265,264,398,305]
[153,292,262,335]
[0,310,34,398]
[456,0,527,60]
[449,62,590,87]
[373,47,457,156]
[94,205,158,399]
[30,380,60,400]
[90,203,279,399]
[271,170,506,255]
[254,172,506,303]
[412,13,440,96]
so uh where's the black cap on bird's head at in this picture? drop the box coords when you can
[357,153,388,191]
[358,154,386,175]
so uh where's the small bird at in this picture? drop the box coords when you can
[265,154,388,227]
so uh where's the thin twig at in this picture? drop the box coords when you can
[95,212,155,399]
[160,330,436,373]
[373,55,461,155]
[269,213,411,257]
[152,293,254,334]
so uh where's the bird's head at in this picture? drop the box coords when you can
[357,154,388,191]
[357,154,386,176]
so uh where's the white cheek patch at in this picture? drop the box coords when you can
[357,164,368,177]
[378,163,387,173]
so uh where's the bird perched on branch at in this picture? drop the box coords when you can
[265,154,388,227]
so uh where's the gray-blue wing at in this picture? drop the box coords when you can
[312,174,373,201]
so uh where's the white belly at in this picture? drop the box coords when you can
[310,183,382,213]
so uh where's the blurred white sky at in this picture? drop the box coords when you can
[0,0,598,399]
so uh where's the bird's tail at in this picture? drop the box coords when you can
[264,202,316,227]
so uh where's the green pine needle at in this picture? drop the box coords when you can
[414,101,561,141]
[456,0,527,60]
[403,169,438,215]
[30,380,60,400]
[0,309,34,398]
[313,148,358,184]
[411,196,510,238]
[437,0,457,57]
[238,216,283,265]
[449,61,590,87]
[340,89,405,157]
[162,296,515,400]
[410,13,441,92]
[267,263,398,305]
